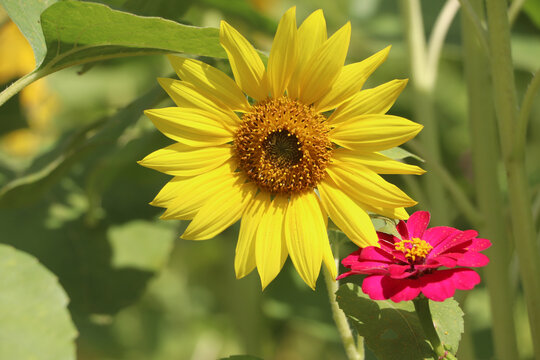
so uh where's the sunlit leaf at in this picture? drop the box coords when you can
[38,0,226,71]
[0,244,77,360]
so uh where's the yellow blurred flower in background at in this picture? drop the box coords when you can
[0,17,58,157]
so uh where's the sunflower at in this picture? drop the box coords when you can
[140,8,424,289]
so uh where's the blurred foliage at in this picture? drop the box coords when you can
[0,0,538,359]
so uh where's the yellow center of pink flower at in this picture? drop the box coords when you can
[394,237,433,262]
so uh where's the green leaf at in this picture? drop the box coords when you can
[336,283,464,360]
[39,0,226,71]
[380,146,424,162]
[0,0,58,66]
[0,244,77,360]
[93,0,195,19]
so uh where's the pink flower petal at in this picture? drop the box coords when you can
[397,220,409,239]
[467,238,492,251]
[362,275,422,302]
[430,230,478,256]
[337,271,356,280]
[420,268,480,301]
[456,252,490,267]
[341,249,362,267]
[427,255,457,268]
[406,211,430,239]
[378,232,399,253]
[388,264,416,279]
[358,247,395,263]
[423,226,460,248]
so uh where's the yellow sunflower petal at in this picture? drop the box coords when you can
[287,9,327,99]
[256,195,289,289]
[326,163,417,208]
[138,143,234,177]
[330,114,423,151]
[315,46,391,112]
[318,177,379,247]
[267,7,298,97]
[235,194,267,279]
[158,161,238,219]
[284,192,327,289]
[150,163,233,208]
[333,148,425,175]
[322,241,337,281]
[167,56,250,112]
[181,180,256,240]
[220,20,268,101]
[144,108,233,147]
[298,22,351,105]
[157,78,240,129]
[328,79,408,125]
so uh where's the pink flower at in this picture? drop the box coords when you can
[338,211,491,302]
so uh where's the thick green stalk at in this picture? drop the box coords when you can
[413,297,457,360]
[323,237,362,360]
[400,0,449,225]
[485,0,540,357]
[461,1,520,358]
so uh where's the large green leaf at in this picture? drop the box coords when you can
[2,0,226,72]
[0,0,58,66]
[39,0,226,71]
[336,282,463,360]
[0,244,77,360]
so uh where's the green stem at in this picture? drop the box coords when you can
[461,1,520,358]
[485,0,540,358]
[508,0,526,26]
[515,68,540,158]
[426,0,460,82]
[323,238,362,360]
[0,69,51,108]
[413,296,457,360]
[400,0,449,226]
[457,0,489,53]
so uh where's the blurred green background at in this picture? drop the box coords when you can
[0,0,539,359]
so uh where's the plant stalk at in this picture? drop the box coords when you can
[461,1,520,358]
[0,69,50,108]
[323,237,362,360]
[485,0,540,357]
[400,0,449,226]
[413,296,457,360]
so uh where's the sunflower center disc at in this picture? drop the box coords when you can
[234,97,333,195]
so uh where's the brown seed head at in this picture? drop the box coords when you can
[234,97,332,195]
